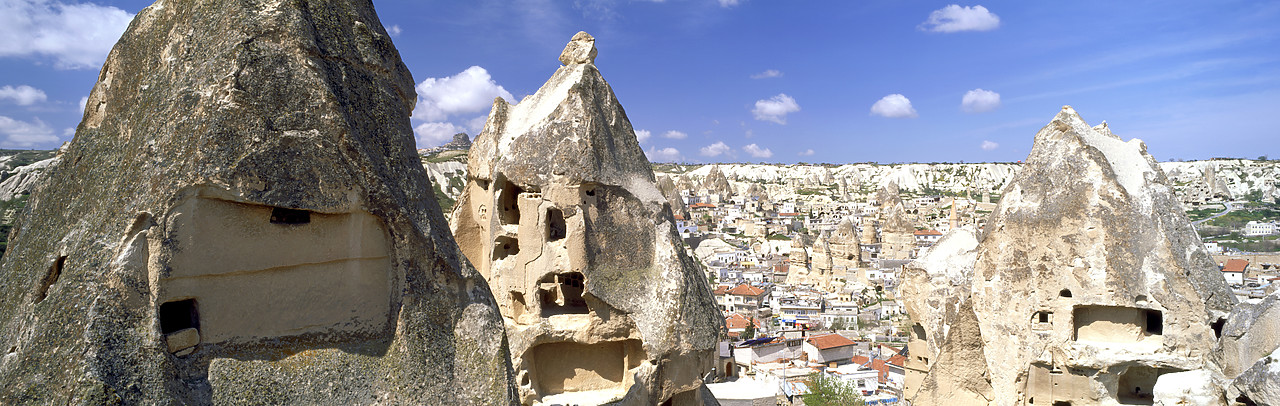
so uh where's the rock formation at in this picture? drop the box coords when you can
[788,237,810,283]
[828,218,864,284]
[449,32,719,405]
[0,155,59,202]
[442,132,474,150]
[0,1,515,404]
[702,165,733,199]
[902,107,1237,405]
[879,200,916,260]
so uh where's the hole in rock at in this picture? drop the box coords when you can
[912,324,926,340]
[33,256,66,303]
[1118,366,1167,405]
[493,236,519,261]
[1059,289,1072,298]
[529,339,646,397]
[1211,318,1226,339]
[547,207,566,242]
[1073,306,1163,343]
[497,179,523,225]
[159,298,199,334]
[270,207,311,224]
[540,272,588,317]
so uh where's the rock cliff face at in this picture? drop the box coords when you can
[903,107,1237,406]
[0,1,514,404]
[450,32,719,405]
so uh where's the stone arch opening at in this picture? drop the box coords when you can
[1059,289,1072,298]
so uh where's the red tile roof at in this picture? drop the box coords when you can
[725,313,765,329]
[1223,259,1249,273]
[673,214,686,221]
[914,229,943,236]
[728,284,766,296]
[713,286,728,296]
[806,333,856,350]
[691,203,717,209]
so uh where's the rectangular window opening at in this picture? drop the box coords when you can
[270,207,311,225]
[159,298,199,334]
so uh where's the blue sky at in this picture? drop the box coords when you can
[1,0,1277,164]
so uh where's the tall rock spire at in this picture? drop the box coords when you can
[451,31,719,405]
[0,1,514,403]
[903,106,1236,405]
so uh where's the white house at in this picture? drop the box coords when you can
[1244,221,1278,237]
[804,333,857,365]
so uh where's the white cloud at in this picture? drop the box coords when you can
[750,69,782,79]
[413,121,465,147]
[646,146,682,162]
[0,0,134,69]
[700,141,731,157]
[920,5,1000,33]
[870,94,918,118]
[743,143,772,158]
[798,149,815,156]
[718,0,741,8]
[635,129,652,143]
[412,66,513,122]
[465,114,489,134]
[662,130,687,139]
[961,88,1001,113]
[78,96,87,112]
[0,116,59,147]
[387,24,402,37]
[981,140,999,151]
[0,85,47,105]
[752,93,800,124]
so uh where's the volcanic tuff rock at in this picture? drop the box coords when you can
[828,218,864,282]
[903,107,1237,405]
[0,1,514,404]
[450,32,719,405]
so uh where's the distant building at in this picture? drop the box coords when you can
[804,333,857,364]
[913,229,943,247]
[1222,259,1249,285]
[1243,221,1277,236]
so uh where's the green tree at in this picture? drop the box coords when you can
[830,317,847,331]
[802,373,865,406]
[742,321,756,340]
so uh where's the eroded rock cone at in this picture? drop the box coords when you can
[0,1,514,404]
[903,107,1236,405]
[450,31,719,405]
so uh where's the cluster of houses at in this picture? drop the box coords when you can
[1217,258,1280,300]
